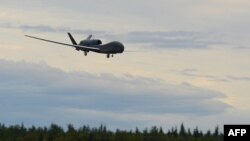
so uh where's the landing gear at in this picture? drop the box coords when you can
[84,51,88,56]
[107,54,114,58]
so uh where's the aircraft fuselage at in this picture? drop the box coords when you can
[79,41,124,54]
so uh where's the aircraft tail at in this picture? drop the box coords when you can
[86,35,92,40]
[67,32,77,45]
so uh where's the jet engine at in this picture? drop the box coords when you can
[91,39,102,45]
[80,39,102,46]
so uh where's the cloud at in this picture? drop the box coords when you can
[0,23,107,35]
[179,69,250,82]
[179,69,229,82]
[114,31,220,49]
[0,59,230,126]
[227,75,250,81]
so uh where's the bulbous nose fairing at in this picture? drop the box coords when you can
[113,41,124,53]
[100,41,124,53]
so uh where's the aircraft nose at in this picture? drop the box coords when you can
[120,43,124,52]
[109,41,124,53]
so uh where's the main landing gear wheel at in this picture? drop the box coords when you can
[107,54,114,58]
[84,51,88,56]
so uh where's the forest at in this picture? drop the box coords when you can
[0,123,223,141]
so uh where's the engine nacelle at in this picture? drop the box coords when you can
[80,39,102,46]
[91,39,102,45]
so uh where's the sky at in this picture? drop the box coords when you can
[0,0,250,131]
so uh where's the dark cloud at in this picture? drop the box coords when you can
[0,59,230,118]
[0,23,107,35]
[227,75,250,81]
[1,23,220,49]
[0,59,232,128]
[179,69,250,82]
[179,69,229,82]
[114,31,219,49]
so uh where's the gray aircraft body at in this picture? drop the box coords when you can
[25,33,124,58]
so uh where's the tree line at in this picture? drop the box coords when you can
[0,123,223,141]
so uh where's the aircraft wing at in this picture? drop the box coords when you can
[24,35,100,51]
